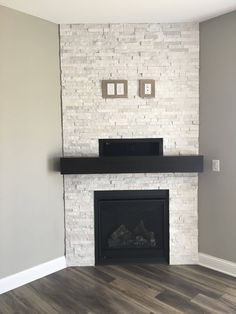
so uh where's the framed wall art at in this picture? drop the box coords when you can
[139,79,155,98]
[102,80,128,98]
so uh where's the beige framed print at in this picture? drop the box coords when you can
[102,80,128,98]
[139,79,155,98]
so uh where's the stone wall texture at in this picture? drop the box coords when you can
[60,23,199,265]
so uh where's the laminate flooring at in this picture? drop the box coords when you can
[0,264,236,313]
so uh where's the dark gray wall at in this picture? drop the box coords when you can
[0,5,64,278]
[199,11,236,262]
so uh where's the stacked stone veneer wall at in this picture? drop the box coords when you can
[60,23,199,265]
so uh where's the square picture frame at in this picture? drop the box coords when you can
[139,79,155,98]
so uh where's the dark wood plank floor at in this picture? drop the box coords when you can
[0,264,236,313]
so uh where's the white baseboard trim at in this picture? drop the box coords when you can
[0,256,66,295]
[199,253,236,277]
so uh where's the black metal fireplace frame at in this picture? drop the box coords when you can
[94,190,169,265]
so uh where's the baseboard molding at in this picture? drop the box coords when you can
[0,256,66,295]
[1,254,235,294]
[199,253,236,277]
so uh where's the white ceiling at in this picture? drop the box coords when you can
[0,0,236,24]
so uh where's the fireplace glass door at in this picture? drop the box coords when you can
[94,190,169,265]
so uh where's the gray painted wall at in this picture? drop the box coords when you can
[0,6,64,278]
[199,11,236,263]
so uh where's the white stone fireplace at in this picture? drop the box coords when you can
[65,173,198,266]
[60,22,199,266]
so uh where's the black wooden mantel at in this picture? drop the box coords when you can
[60,155,203,175]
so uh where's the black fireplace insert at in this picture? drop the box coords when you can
[94,190,169,265]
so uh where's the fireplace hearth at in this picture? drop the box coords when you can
[94,190,169,265]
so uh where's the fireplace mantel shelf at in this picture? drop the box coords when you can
[60,155,203,174]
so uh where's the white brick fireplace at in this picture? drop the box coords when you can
[60,23,199,266]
